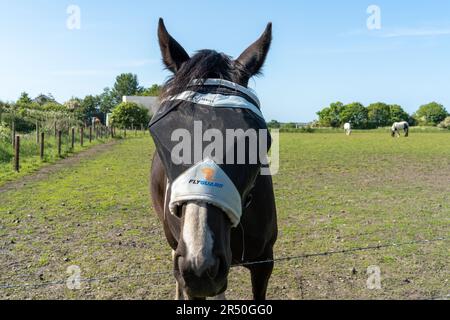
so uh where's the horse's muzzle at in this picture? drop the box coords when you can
[176,254,228,298]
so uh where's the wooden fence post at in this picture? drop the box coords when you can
[58,130,62,157]
[89,127,92,143]
[40,132,45,160]
[14,136,20,172]
[80,127,84,147]
[71,127,75,150]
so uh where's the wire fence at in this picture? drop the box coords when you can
[1,236,448,297]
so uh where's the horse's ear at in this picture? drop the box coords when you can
[158,18,190,73]
[235,23,272,84]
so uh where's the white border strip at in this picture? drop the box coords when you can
[167,91,265,120]
[189,79,260,108]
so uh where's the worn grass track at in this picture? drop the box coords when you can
[0,132,449,300]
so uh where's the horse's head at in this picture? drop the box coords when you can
[155,18,272,298]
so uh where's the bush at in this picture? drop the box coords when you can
[0,125,11,142]
[41,102,67,113]
[1,113,36,133]
[111,102,150,129]
[438,117,450,130]
[267,120,281,129]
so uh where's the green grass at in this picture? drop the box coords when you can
[0,130,115,186]
[0,131,448,300]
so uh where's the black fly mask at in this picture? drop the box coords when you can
[149,79,271,227]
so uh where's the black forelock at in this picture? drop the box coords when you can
[160,50,248,100]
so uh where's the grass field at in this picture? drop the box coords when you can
[0,131,448,300]
[0,130,112,186]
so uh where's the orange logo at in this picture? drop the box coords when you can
[202,167,216,182]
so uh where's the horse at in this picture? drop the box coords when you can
[344,123,352,136]
[150,19,278,300]
[391,121,409,137]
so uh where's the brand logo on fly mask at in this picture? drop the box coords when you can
[188,166,224,189]
[202,168,215,181]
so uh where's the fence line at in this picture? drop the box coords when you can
[1,237,447,291]
[234,237,448,267]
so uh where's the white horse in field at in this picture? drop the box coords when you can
[344,123,352,136]
[391,121,409,137]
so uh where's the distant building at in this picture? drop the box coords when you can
[122,96,159,115]
[33,94,59,105]
[105,113,113,127]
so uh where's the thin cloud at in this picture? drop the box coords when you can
[382,28,450,38]
[341,27,450,39]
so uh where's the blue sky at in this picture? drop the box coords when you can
[1,0,449,122]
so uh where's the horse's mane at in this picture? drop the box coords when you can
[160,50,249,100]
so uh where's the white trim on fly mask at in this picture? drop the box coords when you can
[166,91,264,120]
[189,79,261,108]
[164,79,265,121]
[169,159,242,228]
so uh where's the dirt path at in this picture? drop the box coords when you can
[0,139,120,194]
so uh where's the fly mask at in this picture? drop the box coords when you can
[149,79,272,227]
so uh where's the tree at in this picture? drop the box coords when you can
[316,102,345,128]
[111,73,143,103]
[367,102,391,128]
[340,102,368,129]
[111,102,150,129]
[414,102,448,126]
[98,87,116,115]
[77,95,100,123]
[267,120,281,129]
[389,104,410,124]
[142,84,162,97]
[17,92,32,106]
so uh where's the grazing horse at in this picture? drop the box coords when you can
[391,121,409,137]
[150,19,278,300]
[344,123,352,136]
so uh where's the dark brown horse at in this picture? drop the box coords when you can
[150,19,277,300]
